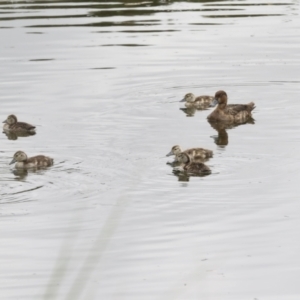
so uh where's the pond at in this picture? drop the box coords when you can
[0,0,300,299]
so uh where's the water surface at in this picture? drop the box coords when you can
[1,1,300,299]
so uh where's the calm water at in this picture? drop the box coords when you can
[1,0,300,299]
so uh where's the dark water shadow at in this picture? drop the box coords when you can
[166,161,181,168]
[208,118,255,147]
[205,13,284,19]
[90,67,115,70]
[167,156,211,168]
[205,3,293,6]
[3,130,36,140]
[12,168,29,180]
[173,168,211,182]
[1,0,287,29]
[29,58,54,62]
[180,107,210,117]
[12,167,51,181]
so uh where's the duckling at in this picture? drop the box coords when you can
[180,93,214,109]
[207,90,255,123]
[175,152,211,175]
[166,145,213,162]
[3,114,36,133]
[9,151,53,169]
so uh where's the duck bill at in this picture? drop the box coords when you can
[9,158,16,165]
[166,151,174,157]
[179,99,185,102]
[2,120,7,123]
[209,98,218,107]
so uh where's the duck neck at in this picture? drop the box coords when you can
[217,102,227,110]
[185,156,191,164]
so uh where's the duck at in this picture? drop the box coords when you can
[174,152,211,175]
[180,93,214,109]
[207,90,255,123]
[9,151,53,169]
[166,145,213,163]
[3,114,36,133]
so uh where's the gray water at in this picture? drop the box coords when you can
[1,0,300,299]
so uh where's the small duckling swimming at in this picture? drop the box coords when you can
[180,93,214,109]
[9,151,53,169]
[3,114,36,133]
[175,152,211,175]
[166,145,213,162]
[207,90,255,123]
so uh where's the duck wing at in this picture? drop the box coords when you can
[28,155,53,166]
[195,95,214,101]
[226,102,255,115]
[15,122,36,130]
[184,148,213,158]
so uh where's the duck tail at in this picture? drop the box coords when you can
[248,102,255,112]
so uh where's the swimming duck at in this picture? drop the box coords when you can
[166,145,213,162]
[175,152,211,175]
[207,90,255,123]
[9,151,53,169]
[180,93,214,109]
[3,114,36,133]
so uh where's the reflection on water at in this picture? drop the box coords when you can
[0,0,289,30]
[1,0,300,300]
[208,118,255,147]
[3,129,36,140]
[180,106,210,117]
[12,167,53,180]
[173,167,211,181]
[12,168,29,180]
[173,172,190,182]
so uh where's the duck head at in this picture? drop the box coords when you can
[166,145,182,157]
[3,114,18,125]
[180,93,196,103]
[9,151,28,165]
[210,90,228,107]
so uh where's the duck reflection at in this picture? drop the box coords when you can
[12,167,49,181]
[180,106,213,117]
[173,168,211,182]
[208,117,255,147]
[173,172,190,182]
[3,130,36,140]
[180,107,197,117]
[12,168,29,180]
[173,170,211,181]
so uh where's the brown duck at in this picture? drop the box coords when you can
[166,145,213,163]
[3,114,36,133]
[9,151,53,169]
[175,152,211,175]
[180,93,214,109]
[207,90,255,123]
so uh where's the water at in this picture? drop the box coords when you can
[0,0,300,299]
